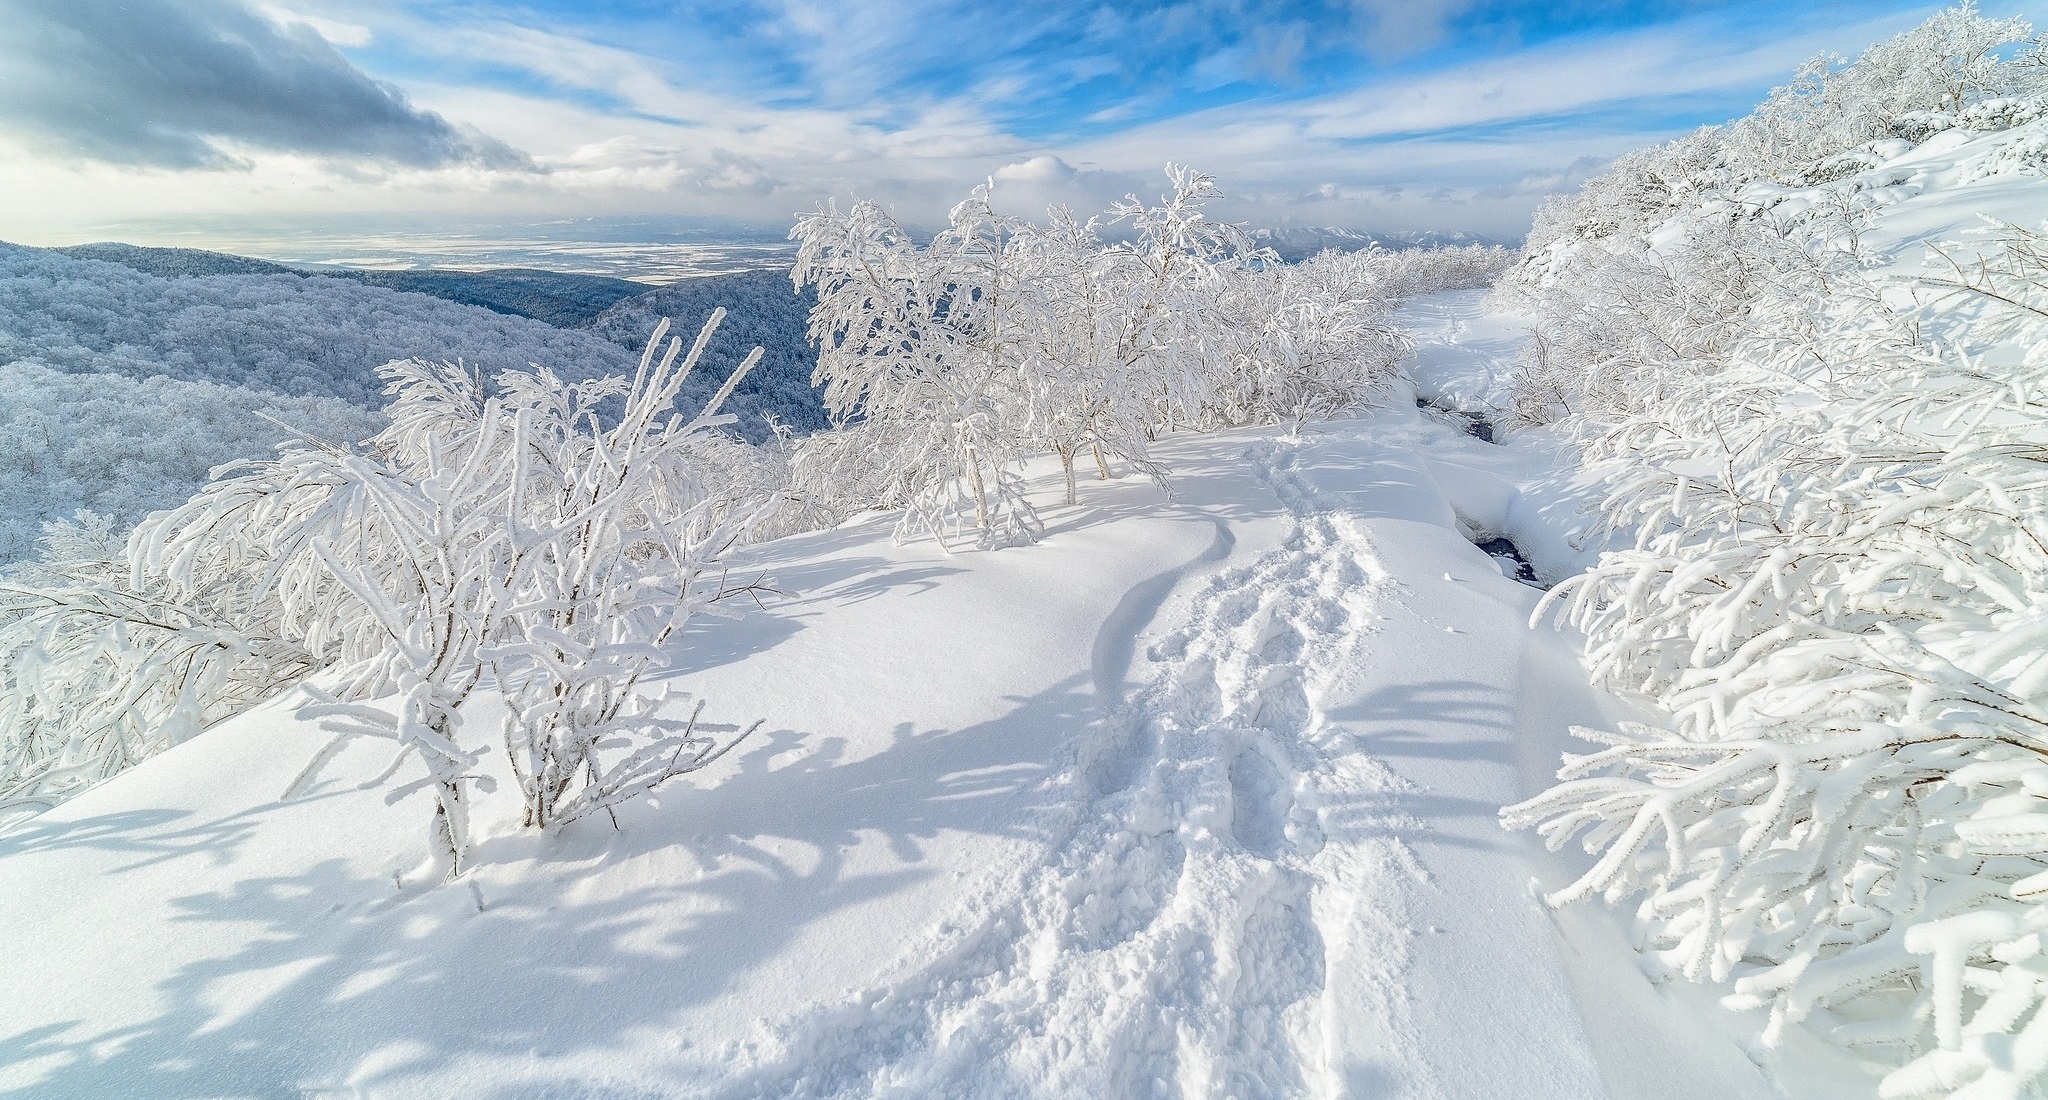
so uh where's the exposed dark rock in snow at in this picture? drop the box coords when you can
[1415,396,1497,443]
[1473,535,1541,586]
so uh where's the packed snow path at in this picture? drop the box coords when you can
[704,427,1613,1099]
[0,291,1783,1099]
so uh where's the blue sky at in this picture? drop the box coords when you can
[0,0,2035,245]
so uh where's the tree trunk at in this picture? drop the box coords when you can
[1058,446,1077,505]
[435,778,467,880]
[1092,441,1112,481]
[966,456,989,530]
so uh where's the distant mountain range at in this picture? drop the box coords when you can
[55,243,656,328]
[1244,227,1517,261]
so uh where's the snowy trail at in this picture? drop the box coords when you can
[701,408,1617,1097]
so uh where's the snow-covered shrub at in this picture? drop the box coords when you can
[481,328,771,832]
[790,165,1411,538]
[139,314,766,872]
[1721,4,2032,180]
[1799,142,1905,185]
[1206,247,1409,428]
[1955,94,2048,132]
[1499,12,2048,1090]
[1962,131,2048,181]
[1502,196,1874,427]
[1507,193,2048,1100]
[0,513,312,829]
[1522,129,1736,250]
[1895,110,1960,143]
[1353,242,1520,298]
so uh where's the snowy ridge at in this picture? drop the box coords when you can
[0,283,1823,1098]
[700,397,1710,1097]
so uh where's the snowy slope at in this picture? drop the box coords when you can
[0,293,1793,1099]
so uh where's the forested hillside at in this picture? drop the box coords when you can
[0,245,830,558]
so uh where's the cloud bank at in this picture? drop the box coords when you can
[0,0,524,169]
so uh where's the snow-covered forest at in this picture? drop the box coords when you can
[0,246,831,560]
[6,4,2048,1097]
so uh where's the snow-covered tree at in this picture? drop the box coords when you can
[1009,167,1255,500]
[1008,205,1157,505]
[789,164,1410,527]
[140,314,766,873]
[1206,247,1410,428]
[792,187,1040,548]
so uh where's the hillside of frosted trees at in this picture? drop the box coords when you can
[1495,7,2048,1097]
[0,246,832,560]
[59,242,652,326]
[0,229,1490,565]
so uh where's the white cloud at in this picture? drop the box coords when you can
[3,0,2023,245]
[982,155,1151,219]
[0,0,523,171]
[256,4,374,48]
[992,155,1076,184]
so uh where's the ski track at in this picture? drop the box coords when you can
[719,438,1437,1099]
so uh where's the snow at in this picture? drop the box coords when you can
[0,290,1797,1098]
[1391,291,1525,415]
[1793,115,2048,283]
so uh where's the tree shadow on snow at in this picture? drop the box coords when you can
[0,674,1105,1099]
[670,552,967,676]
[0,451,1291,1098]
[1316,678,1522,852]
[0,806,262,870]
